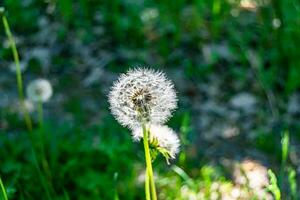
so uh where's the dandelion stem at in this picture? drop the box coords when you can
[142,123,157,200]
[39,127,53,184]
[30,147,52,200]
[2,16,22,98]
[1,14,32,131]
[113,173,120,200]
[37,101,54,188]
[0,176,8,200]
[145,167,150,200]
[38,101,44,128]
[2,11,52,199]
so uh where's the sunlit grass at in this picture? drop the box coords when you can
[0,0,300,199]
[1,8,32,131]
[0,176,8,200]
[1,8,53,200]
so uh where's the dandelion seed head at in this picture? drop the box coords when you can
[133,124,180,159]
[0,7,5,15]
[13,99,35,114]
[272,18,281,29]
[108,68,177,129]
[141,8,159,23]
[26,79,53,103]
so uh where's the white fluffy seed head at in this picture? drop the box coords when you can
[26,79,53,103]
[108,68,177,129]
[14,99,35,114]
[133,124,180,159]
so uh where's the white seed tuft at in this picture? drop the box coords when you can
[26,79,53,103]
[133,124,180,159]
[108,68,177,129]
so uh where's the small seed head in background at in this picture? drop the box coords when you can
[26,79,53,103]
[0,7,5,16]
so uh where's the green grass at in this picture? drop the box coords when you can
[1,0,300,199]
[0,176,8,200]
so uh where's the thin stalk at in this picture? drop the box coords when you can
[1,14,32,131]
[145,167,150,200]
[0,176,8,200]
[113,173,120,200]
[30,147,52,200]
[1,11,52,200]
[279,131,289,188]
[142,123,157,200]
[37,101,44,128]
[37,101,53,186]
[23,109,53,199]
[63,189,70,200]
[40,132,53,184]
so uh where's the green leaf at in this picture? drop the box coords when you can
[266,170,281,200]
[281,131,289,165]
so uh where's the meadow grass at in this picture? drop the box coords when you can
[1,10,53,200]
[1,11,32,131]
[0,176,8,200]
[0,1,300,199]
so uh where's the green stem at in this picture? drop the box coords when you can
[0,176,8,200]
[30,147,52,200]
[38,101,44,128]
[39,128,53,184]
[2,11,52,199]
[113,172,120,200]
[37,101,54,189]
[142,124,157,200]
[1,14,32,131]
[145,167,150,200]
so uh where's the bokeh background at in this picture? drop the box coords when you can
[0,0,300,199]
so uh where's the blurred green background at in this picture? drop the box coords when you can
[0,0,300,199]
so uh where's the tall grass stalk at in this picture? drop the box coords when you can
[288,168,298,200]
[281,131,289,168]
[267,169,281,200]
[1,13,32,131]
[144,168,150,200]
[30,148,52,200]
[0,176,8,200]
[38,101,44,128]
[37,101,54,194]
[1,10,52,200]
[63,189,70,200]
[279,131,289,187]
[113,173,120,200]
[142,123,157,200]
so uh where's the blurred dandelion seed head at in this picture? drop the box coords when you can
[272,18,281,29]
[133,124,180,160]
[26,79,53,103]
[14,99,35,114]
[108,68,177,129]
[0,8,5,16]
[141,8,159,23]
[239,0,257,10]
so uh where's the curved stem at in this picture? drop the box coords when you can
[2,12,52,199]
[30,148,52,200]
[38,101,44,128]
[0,176,8,200]
[145,167,150,200]
[142,124,157,200]
[37,101,53,186]
[2,15,32,131]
